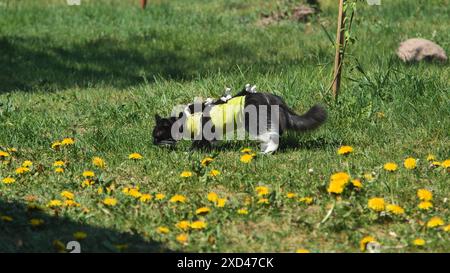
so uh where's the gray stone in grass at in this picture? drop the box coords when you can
[397,38,447,62]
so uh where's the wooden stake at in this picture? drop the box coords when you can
[141,0,147,9]
[332,0,346,99]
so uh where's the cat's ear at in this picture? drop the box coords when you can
[155,114,162,123]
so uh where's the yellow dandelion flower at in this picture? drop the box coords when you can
[412,238,425,246]
[363,173,375,182]
[0,151,11,158]
[216,198,227,207]
[176,233,188,244]
[51,141,62,149]
[176,220,191,231]
[418,201,433,210]
[443,225,450,232]
[201,157,214,167]
[81,179,94,188]
[196,207,211,215]
[73,231,87,240]
[386,204,405,215]
[128,153,143,160]
[441,159,450,168]
[368,197,385,212]
[383,162,398,172]
[82,170,95,178]
[207,192,219,203]
[327,172,351,194]
[360,236,377,252]
[257,198,269,204]
[2,177,16,184]
[157,226,170,234]
[327,179,347,194]
[427,217,444,228]
[286,192,297,199]
[60,191,74,200]
[180,171,193,178]
[61,138,75,145]
[330,172,350,183]
[64,200,80,207]
[404,157,417,169]
[337,145,353,155]
[255,186,270,196]
[426,154,435,161]
[47,200,62,208]
[155,193,166,200]
[140,194,152,203]
[417,189,432,201]
[103,197,117,206]
[53,160,65,167]
[296,249,310,253]
[298,197,313,205]
[237,208,249,215]
[54,167,64,173]
[209,169,220,177]
[351,179,363,189]
[15,167,30,174]
[92,157,105,168]
[128,188,142,198]
[240,154,254,163]
[22,160,33,167]
[126,187,137,195]
[1,215,13,222]
[30,218,44,227]
[169,194,186,203]
[431,161,441,167]
[190,221,207,230]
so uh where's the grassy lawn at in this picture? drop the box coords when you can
[0,0,449,252]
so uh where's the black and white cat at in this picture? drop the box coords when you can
[152,84,327,154]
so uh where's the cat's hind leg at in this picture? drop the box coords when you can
[257,131,280,154]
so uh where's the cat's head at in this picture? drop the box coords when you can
[152,114,178,146]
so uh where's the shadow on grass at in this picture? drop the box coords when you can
[278,134,340,151]
[164,133,339,154]
[0,36,191,93]
[0,34,307,93]
[0,199,170,253]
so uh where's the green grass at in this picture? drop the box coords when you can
[0,0,449,252]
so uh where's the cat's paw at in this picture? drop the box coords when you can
[245,83,257,93]
[220,87,232,102]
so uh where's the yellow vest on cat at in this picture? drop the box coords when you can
[185,96,246,138]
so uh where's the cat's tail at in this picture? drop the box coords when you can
[286,104,327,131]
